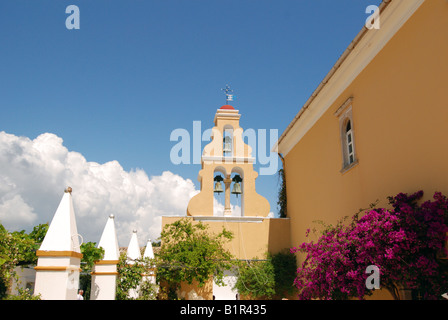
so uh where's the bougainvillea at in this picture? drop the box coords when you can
[291,191,448,300]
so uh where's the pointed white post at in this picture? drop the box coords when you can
[143,239,156,285]
[126,230,141,299]
[90,214,120,300]
[143,239,154,260]
[34,187,83,300]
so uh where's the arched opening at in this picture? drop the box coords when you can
[223,125,234,157]
[230,167,244,217]
[213,167,226,216]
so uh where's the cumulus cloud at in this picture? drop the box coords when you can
[0,131,198,247]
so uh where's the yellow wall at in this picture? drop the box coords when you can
[283,0,448,298]
[187,161,270,217]
[161,216,290,300]
[162,216,290,260]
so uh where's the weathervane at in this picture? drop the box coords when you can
[221,84,234,104]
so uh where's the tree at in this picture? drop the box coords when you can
[79,242,104,300]
[291,191,448,300]
[233,251,297,300]
[156,218,234,298]
[277,168,287,218]
[0,222,109,300]
[0,223,49,299]
[116,252,158,300]
[234,259,276,299]
[271,250,297,297]
[388,191,448,299]
[80,242,105,272]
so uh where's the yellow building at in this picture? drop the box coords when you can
[276,0,448,299]
[162,104,290,300]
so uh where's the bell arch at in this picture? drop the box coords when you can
[213,167,227,216]
[230,167,244,217]
[186,105,270,218]
[223,125,234,157]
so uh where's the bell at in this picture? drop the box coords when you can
[231,174,242,196]
[231,182,242,195]
[214,175,224,193]
[214,181,223,193]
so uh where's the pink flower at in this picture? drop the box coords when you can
[292,191,448,300]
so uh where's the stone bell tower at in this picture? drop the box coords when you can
[186,101,270,218]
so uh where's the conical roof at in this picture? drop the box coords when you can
[39,187,81,253]
[97,214,120,261]
[143,239,154,259]
[126,230,141,264]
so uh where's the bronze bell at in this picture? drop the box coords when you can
[231,182,241,195]
[214,182,224,193]
[214,175,224,193]
[231,174,242,196]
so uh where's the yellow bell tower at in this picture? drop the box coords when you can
[161,89,290,300]
[186,103,270,218]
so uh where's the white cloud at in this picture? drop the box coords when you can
[213,196,275,218]
[213,197,241,217]
[0,131,198,247]
[0,193,37,231]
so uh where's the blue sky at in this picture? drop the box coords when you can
[0,1,381,240]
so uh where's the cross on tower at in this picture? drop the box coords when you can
[221,84,234,104]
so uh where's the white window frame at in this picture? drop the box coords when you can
[345,122,355,165]
[335,97,358,173]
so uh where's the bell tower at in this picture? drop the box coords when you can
[186,99,270,218]
[162,89,291,300]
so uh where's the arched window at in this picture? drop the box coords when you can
[345,120,355,165]
[230,169,244,217]
[223,127,233,157]
[335,97,358,172]
[213,168,226,216]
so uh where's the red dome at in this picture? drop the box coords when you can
[220,105,235,110]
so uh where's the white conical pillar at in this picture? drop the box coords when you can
[143,239,154,259]
[126,230,141,299]
[143,239,156,285]
[126,230,141,264]
[34,187,83,300]
[90,214,120,300]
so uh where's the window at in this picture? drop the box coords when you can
[223,127,233,157]
[335,97,358,172]
[345,121,355,165]
[223,135,232,156]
